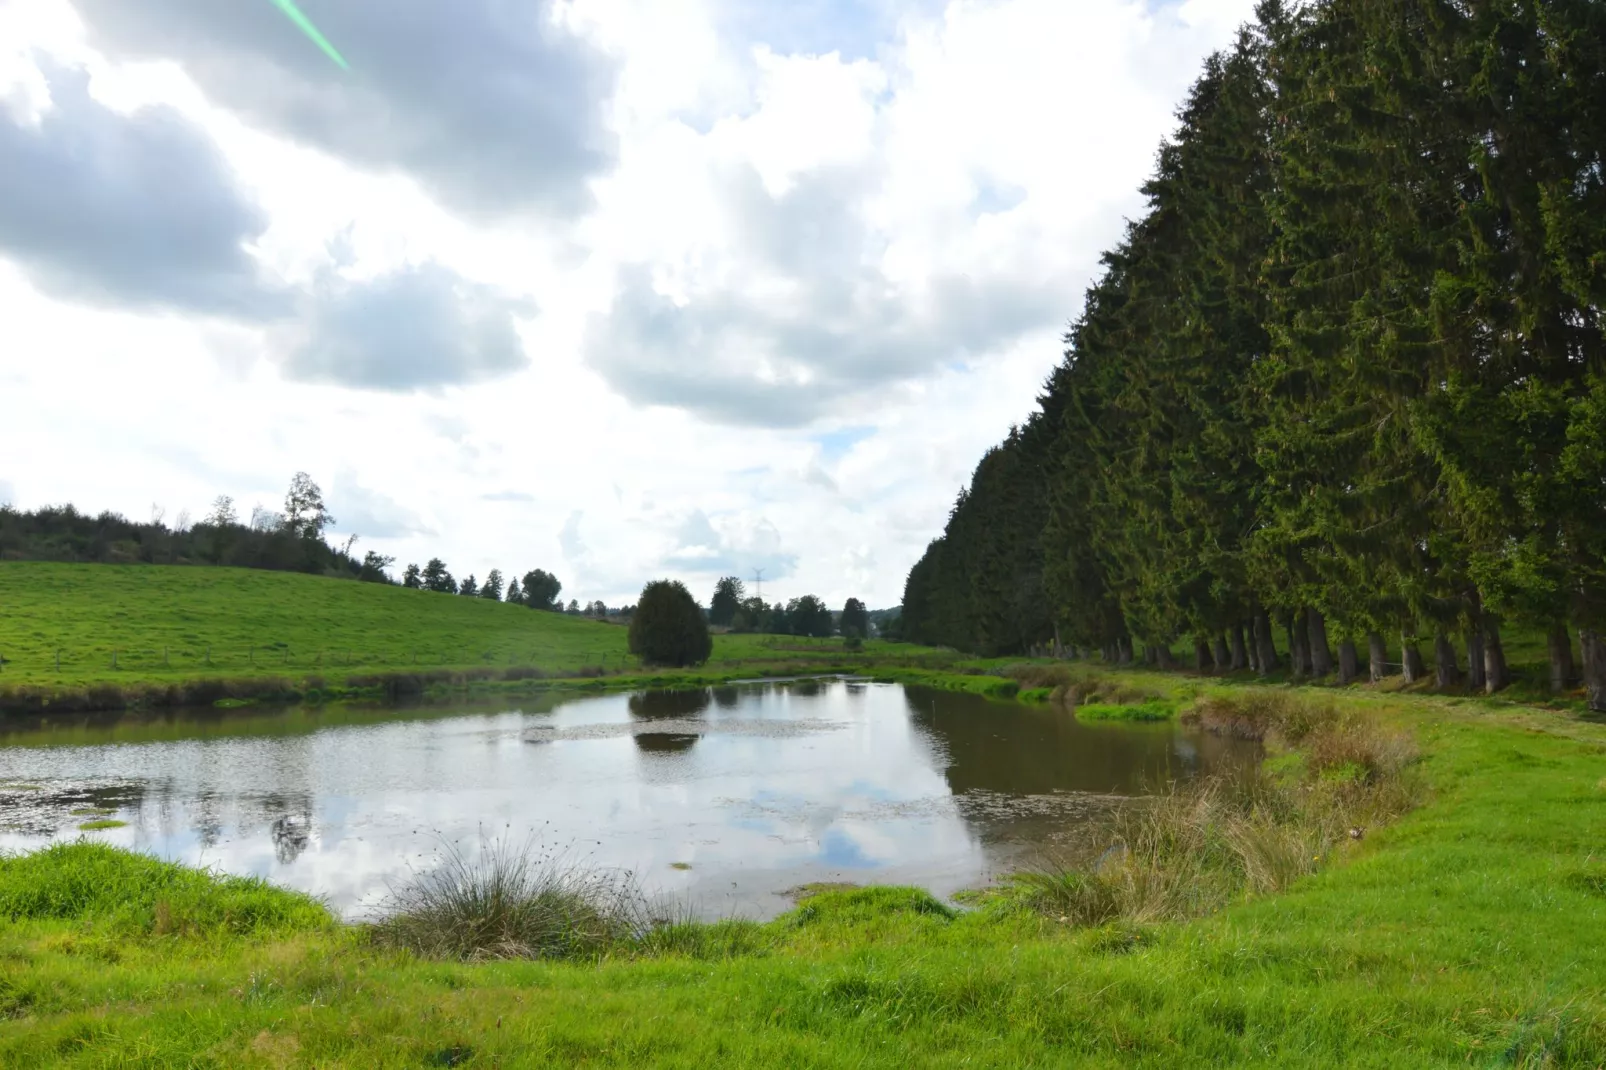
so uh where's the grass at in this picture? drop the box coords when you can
[73,819,126,831]
[1074,699,1177,722]
[372,836,656,962]
[0,562,949,713]
[1007,693,1420,924]
[2,677,1605,1065]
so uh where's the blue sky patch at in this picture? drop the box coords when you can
[814,425,876,460]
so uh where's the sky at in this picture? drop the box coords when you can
[0,0,1256,609]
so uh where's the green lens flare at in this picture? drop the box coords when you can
[269,0,348,70]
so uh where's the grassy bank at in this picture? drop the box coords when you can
[0,562,950,714]
[2,677,1603,1066]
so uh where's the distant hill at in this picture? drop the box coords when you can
[0,561,626,686]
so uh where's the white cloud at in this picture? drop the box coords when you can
[0,0,1256,608]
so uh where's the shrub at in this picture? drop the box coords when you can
[628,580,712,667]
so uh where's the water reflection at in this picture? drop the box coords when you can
[0,681,1257,918]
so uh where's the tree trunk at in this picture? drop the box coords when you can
[1195,640,1212,673]
[1547,624,1576,692]
[1466,627,1487,692]
[1120,636,1134,665]
[1307,608,1334,677]
[1155,644,1177,670]
[1286,612,1310,678]
[1253,608,1279,672]
[1246,630,1261,673]
[1368,632,1388,684]
[1483,618,1509,694]
[1434,632,1460,688]
[1401,637,1425,684]
[1230,623,1248,671]
[1581,630,1606,712]
[1337,639,1359,685]
[1213,633,1230,672]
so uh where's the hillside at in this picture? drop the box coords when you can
[0,562,899,692]
[0,562,628,684]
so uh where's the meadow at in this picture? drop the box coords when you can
[0,562,940,707]
[1,671,1603,1066]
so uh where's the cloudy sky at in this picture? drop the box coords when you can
[0,0,1254,608]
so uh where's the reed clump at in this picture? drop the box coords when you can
[372,836,664,962]
[1010,694,1420,923]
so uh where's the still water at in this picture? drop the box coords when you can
[0,679,1254,918]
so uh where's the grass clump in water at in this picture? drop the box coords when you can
[1008,694,1421,924]
[1075,700,1176,723]
[373,835,657,962]
[75,818,127,831]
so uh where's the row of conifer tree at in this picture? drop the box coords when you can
[900,0,1606,709]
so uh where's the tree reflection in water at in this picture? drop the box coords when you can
[629,688,711,754]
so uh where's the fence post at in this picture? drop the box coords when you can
[112,649,117,669]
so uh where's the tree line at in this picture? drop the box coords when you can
[902,0,1606,710]
[707,577,872,640]
[0,474,376,579]
[0,477,885,635]
[0,474,595,613]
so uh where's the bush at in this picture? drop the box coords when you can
[628,580,712,667]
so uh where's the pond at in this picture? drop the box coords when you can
[0,679,1257,919]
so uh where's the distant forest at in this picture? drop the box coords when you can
[0,475,577,613]
[0,477,884,638]
[903,0,1606,708]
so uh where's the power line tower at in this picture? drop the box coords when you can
[752,567,765,603]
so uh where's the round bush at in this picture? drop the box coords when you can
[628,580,713,667]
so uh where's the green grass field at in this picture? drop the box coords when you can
[1,674,1603,1066]
[0,562,935,694]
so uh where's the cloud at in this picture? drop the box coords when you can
[72,0,618,219]
[481,490,536,503]
[326,476,429,539]
[281,263,530,391]
[0,61,281,317]
[0,478,13,506]
[559,510,586,560]
[662,510,798,583]
[586,177,1058,425]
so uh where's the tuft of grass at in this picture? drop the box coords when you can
[1005,695,1422,926]
[371,836,654,962]
[0,841,331,935]
[75,819,127,831]
[1075,699,1177,722]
